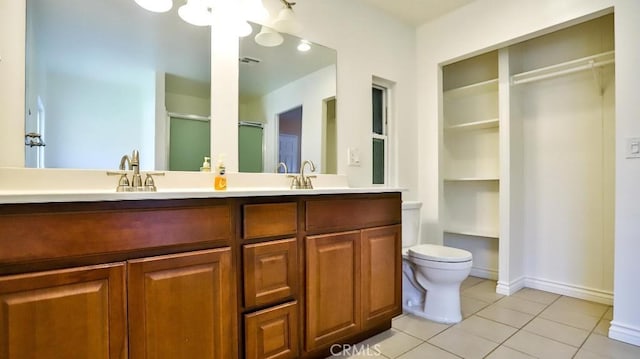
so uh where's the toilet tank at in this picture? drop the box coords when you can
[401,201,422,248]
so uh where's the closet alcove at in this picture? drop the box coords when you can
[440,13,614,302]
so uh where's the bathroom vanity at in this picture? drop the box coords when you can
[0,188,402,359]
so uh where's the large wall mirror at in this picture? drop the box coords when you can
[24,0,337,173]
[238,23,337,174]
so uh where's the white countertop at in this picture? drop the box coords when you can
[0,168,403,204]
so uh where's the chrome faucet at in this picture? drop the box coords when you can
[288,160,316,189]
[108,150,163,192]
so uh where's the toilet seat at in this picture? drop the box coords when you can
[408,244,472,263]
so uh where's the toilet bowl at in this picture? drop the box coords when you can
[401,201,472,324]
[404,244,472,323]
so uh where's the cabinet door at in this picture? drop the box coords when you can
[362,225,402,329]
[128,248,236,359]
[245,301,298,359]
[305,231,361,351]
[0,263,127,359]
[243,238,298,308]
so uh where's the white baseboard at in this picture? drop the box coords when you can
[524,277,613,305]
[496,276,526,295]
[609,321,640,346]
[470,266,498,280]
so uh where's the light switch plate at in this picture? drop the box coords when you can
[348,147,361,166]
[626,138,640,159]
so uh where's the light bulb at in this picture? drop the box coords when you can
[178,0,212,26]
[135,0,173,13]
[273,7,302,34]
[297,40,311,52]
[238,21,253,37]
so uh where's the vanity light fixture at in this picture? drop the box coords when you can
[135,0,173,13]
[297,39,311,52]
[178,0,214,27]
[273,0,303,35]
[255,25,284,47]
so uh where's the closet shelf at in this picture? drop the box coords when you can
[511,50,615,86]
[444,177,499,182]
[445,118,499,132]
[444,78,498,98]
[444,229,499,239]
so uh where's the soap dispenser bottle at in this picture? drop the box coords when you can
[200,156,211,172]
[214,155,227,190]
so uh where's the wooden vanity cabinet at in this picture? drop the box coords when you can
[241,202,300,359]
[128,248,235,359]
[0,263,127,359]
[303,195,402,355]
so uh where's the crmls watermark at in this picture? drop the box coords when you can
[329,343,382,357]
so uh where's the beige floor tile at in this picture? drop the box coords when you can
[392,314,450,341]
[573,348,609,359]
[485,346,536,359]
[396,342,460,359]
[494,296,548,316]
[454,315,517,343]
[462,280,504,304]
[549,296,609,318]
[428,327,499,359]
[477,304,534,328]
[593,318,610,336]
[581,333,640,359]
[512,287,561,305]
[503,331,577,358]
[522,317,589,347]
[461,276,486,290]
[539,305,600,331]
[461,295,490,318]
[358,329,422,359]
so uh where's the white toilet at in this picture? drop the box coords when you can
[401,201,473,324]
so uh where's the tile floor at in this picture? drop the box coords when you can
[328,277,640,358]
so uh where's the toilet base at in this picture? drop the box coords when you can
[402,284,463,324]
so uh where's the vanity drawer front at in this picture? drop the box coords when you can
[0,200,233,274]
[243,202,297,239]
[305,195,402,233]
[245,301,299,359]
[243,238,298,308]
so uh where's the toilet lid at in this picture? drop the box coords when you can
[408,244,472,263]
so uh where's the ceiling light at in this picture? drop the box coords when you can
[297,40,311,52]
[178,0,213,26]
[254,26,283,47]
[135,0,173,13]
[273,2,302,35]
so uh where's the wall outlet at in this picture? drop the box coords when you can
[348,147,361,166]
[626,138,640,159]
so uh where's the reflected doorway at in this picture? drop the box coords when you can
[278,106,302,173]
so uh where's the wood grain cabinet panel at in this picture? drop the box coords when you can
[127,248,235,359]
[243,203,297,239]
[245,301,299,359]
[305,196,401,234]
[305,231,361,351]
[243,238,298,308]
[0,263,127,359]
[361,225,402,329]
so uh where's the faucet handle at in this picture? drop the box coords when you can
[107,171,131,192]
[287,175,301,189]
[304,175,317,189]
[143,172,165,192]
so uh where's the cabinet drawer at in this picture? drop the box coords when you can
[245,301,298,359]
[305,195,401,233]
[243,238,298,308]
[243,203,297,239]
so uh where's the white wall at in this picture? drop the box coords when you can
[242,65,336,173]
[416,0,640,346]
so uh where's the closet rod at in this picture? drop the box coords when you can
[511,51,615,86]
